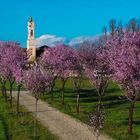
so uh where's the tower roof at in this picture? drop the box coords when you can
[29,16,33,22]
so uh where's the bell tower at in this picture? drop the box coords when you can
[27,16,36,62]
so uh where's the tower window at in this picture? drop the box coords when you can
[30,30,33,36]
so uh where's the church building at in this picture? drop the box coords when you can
[27,16,48,63]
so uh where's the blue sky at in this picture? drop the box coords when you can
[0,0,140,47]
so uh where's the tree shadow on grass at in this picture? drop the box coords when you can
[80,98,97,103]
[104,100,128,109]
[137,98,140,101]
[80,89,97,98]
[133,120,140,125]
[122,119,140,125]
[103,95,120,101]
[74,89,98,103]
[105,87,121,94]
[0,113,11,140]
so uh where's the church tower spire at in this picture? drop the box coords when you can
[27,16,36,63]
[30,16,33,22]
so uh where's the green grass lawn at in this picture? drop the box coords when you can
[0,94,58,140]
[41,78,140,140]
[0,118,6,140]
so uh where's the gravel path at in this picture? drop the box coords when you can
[12,91,112,140]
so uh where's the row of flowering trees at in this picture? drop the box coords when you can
[0,42,26,111]
[0,41,54,138]
[0,19,139,138]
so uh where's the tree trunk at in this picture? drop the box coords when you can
[1,81,7,101]
[128,101,135,135]
[98,95,102,111]
[4,85,7,101]
[51,86,54,104]
[2,85,4,96]
[61,80,66,106]
[16,85,21,114]
[34,98,38,138]
[61,88,64,105]
[42,85,45,97]
[9,83,14,107]
[1,80,6,98]
[76,93,80,114]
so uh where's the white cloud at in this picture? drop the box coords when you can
[68,36,98,47]
[36,34,66,47]
[36,34,99,48]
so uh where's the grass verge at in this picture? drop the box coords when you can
[0,94,58,140]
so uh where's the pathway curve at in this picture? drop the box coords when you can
[12,91,112,140]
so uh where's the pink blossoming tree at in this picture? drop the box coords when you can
[0,41,26,107]
[24,65,50,138]
[41,45,78,106]
[79,41,110,138]
[79,41,110,107]
[107,28,140,134]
